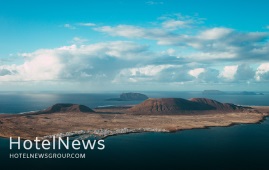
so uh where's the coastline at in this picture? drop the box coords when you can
[39,114,269,140]
[0,107,268,140]
[38,128,169,140]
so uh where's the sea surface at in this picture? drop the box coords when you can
[0,91,269,170]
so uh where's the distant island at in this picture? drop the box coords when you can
[106,92,148,101]
[202,90,226,95]
[0,97,268,140]
[202,90,264,95]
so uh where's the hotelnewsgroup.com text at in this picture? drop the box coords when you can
[10,153,86,159]
[8,136,105,159]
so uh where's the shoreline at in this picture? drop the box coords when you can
[48,114,269,140]
[0,113,267,141]
[38,128,169,141]
[0,105,268,140]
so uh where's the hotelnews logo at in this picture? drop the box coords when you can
[9,137,105,159]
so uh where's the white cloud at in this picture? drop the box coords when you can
[0,52,63,82]
[114,64,176,83]
[63,24,76,29]
[234,64,255,81]
[256,63,269,81]
[197,68,220,82]
[0,65,17,77]
[0,41,153,82]
[129,65,174,76]
[71,37,88,44]
[114,64,195,83]
[3,14,269,90]
[198,27,233,40]
[190,64,255,83]
[187,52,236,60]
[162,19,191,30]
[95,25,146,38]
[219,65,238,80]
[77,22,96,27]
[21,53,63,81]
[146,1,164,5]
[95,19,269,62]
[94,24,173,43]
[189,68,205,78]
[166,48,176,56]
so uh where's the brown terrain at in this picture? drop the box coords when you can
[0,98,268,140]
[36,103,95,114]
[127,98,248,114]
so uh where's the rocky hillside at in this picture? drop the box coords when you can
[128,98,215,114]
[37,104,95,114]
[128,98,247,114]
[189,98,244,111]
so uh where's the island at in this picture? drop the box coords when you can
[238,91,264,95]
[0,97,268,140]
[202,90,264,95]
[106,92,149,101]
[202,90,226,95]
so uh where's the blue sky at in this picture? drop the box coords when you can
[0,0,269,91]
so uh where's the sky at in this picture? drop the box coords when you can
[0,0,269,92]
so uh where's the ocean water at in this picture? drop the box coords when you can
[0,91,269,114]
[0,91,269,170]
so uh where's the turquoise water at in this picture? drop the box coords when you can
[0,92,269,169]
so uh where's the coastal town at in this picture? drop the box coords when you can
[39,128,169,140]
